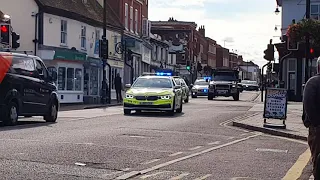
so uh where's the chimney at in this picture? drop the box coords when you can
[199,25,205,37]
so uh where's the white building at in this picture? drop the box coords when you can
[0,0,124,104]
[276,0,319,101]
[150,34,176,73]
[238,61,260,82]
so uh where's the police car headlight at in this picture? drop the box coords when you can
[125,94,134,99]
[232,85,236,88]
[159,95,172,99]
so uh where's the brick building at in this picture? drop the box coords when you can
[229,52,238,69]
[206,37,217,68]
[106,0,152,83]
[216,45,229,68]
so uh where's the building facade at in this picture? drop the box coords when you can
[275,0,319,101]
[238,61,260,81]
[107,0,152,84]
[216,45,230,68]
[206,37,217,69]
[0,0,123,104]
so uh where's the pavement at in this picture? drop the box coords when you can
[0,91,311,179]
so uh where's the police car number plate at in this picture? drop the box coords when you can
[140,102,153,105]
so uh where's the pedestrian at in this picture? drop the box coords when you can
[303,57,320,178]
[114,73,123,103]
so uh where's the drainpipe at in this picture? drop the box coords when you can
[32,12,40,56]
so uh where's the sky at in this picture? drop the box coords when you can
[148,0,282,67]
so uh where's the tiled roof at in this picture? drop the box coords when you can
[35,0,123,30]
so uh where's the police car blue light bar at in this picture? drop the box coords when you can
[156,72,172,76]
[203,76,211,80]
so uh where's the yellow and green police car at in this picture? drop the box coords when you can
[123,72,183,115]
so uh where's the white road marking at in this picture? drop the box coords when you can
[261,134,308,145]
[208,141,220,145]
[169,152,184,157]
[194,174,212,180]
[188,146,203,151]
[141,159,161,165]
[121,168,131,172]
[128,135,147,138]
[170,173,190,180]
[0,139,40,142]
[140,172,164,179]
[117,133,259,178]
[75,162,86,166]
[227,137,235,140]
[256,148,288,153]
[240,133,248,136]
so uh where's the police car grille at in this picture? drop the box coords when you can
[135,96,159,101]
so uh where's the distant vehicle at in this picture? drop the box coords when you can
[0,52,59,126]
[172,76,190,103]
[123,72,183,115]
[241,80,259,91]
[207,68,241,101]
[190,77,210,98]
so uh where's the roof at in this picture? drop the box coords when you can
[35,0,123,30]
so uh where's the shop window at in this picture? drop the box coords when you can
[58,67,66,90]
[81,26,86,49]
[67,68,74,90]
[84,68,89,95]
[75,68,82,91]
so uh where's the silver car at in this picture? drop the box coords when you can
[191,79,210,98]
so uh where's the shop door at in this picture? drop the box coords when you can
[288,72,295,101]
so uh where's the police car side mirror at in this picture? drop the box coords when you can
[125,84,131,88]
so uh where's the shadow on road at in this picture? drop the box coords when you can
[127,111,185,118]
[0,117,55,131]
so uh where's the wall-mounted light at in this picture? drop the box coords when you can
[275,7,280,15]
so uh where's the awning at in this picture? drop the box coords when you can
[54,49,86,61]
[0,53,12,83]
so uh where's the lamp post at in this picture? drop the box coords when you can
[305,0,311,82]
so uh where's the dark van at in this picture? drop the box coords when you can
[0,52,59,126]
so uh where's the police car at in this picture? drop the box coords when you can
[123,72,183,115]
[191,77,211,98]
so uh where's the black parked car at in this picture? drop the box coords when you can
[0,52,59,126]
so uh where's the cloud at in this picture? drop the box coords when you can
[149,0,281,67]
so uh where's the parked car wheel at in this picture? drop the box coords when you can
[4,101,19,126]
[44,100,58,122]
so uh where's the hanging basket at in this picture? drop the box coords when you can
[286,19,320,49]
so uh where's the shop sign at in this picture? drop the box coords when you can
[263,88,288,120]
[54,50,86,61]
[87,57,102,67]
[109,59,124,68]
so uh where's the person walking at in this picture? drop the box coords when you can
[303,57,320,178]
[114,73,123,103]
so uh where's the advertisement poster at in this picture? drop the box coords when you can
[263,88,288,120]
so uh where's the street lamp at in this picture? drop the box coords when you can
[275,7,280,15]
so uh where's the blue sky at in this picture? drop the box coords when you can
[149,0,282,67]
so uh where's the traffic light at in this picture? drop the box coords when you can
[0,24,10,45]
[11,31,20,49]
[186,61,191,70]
[263,44,274,61]
[99,39,108,60]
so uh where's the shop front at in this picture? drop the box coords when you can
[41,49,86,104]
[106,58,124,90]
[84,57,103,104]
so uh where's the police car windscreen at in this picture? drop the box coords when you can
[213,72,237,81]
[133,78,173,88]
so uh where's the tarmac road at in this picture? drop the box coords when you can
[0,91,309,179]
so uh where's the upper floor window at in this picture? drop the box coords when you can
[200,44,203,53]
[130,6,134,32]
[125,3,129,30]
[81,26,86,49]
[135,9,138,34]
[61,20,67,45]
[311,4,320,20]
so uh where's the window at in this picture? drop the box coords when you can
[311,4,320,20]
[75,68,82,91]
[58,67,66,90]
[35,60,48,79]
[135,9,138,34]
[90,67,99,95]
[81,26,86,49]
[130,6,133,31]
[125,3,129,30]
[10,56,35,77]
[61,20,67,45]
[67,68,74,90]
[95,29,100,40]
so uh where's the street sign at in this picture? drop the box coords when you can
[263,88,288,120]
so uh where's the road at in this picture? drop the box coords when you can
[0,91,309,179]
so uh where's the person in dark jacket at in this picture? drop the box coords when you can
[114,73,122,103]
[303,57,320,177]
